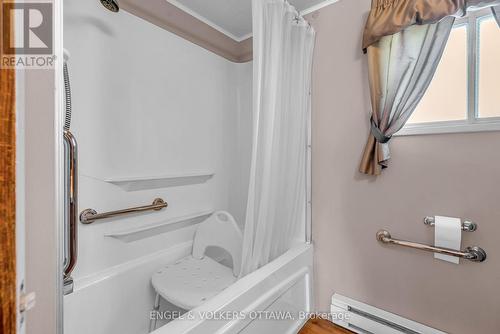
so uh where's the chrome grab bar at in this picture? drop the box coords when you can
[63,130,78,295]
[79,198,168,224]
[376,230,487,263]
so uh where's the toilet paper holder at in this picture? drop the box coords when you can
[424,216,477,232]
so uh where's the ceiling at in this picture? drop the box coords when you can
[167,0,336,41]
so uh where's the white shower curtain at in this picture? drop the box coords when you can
[240,0,315,276]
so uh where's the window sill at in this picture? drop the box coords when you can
[395,120,500,136]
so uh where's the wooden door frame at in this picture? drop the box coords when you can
[0,0,17,332]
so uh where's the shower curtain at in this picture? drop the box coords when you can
[240,0,315,276]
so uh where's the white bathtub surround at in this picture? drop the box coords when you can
[63,0,315,332]
[104,210,214,242]
[103,172,215,192]
[64,0,252,279]
[64,242,312,334]
[64,0,253,331]
[240,0,315,276]
[64,242,193,334]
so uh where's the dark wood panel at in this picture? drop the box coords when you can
[299,319,354,334]
[0,0,16,332]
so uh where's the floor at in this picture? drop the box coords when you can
[299,319,353,334]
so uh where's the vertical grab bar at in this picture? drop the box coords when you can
[63,130,78,295]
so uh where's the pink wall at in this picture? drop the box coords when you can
[308,1,500,333]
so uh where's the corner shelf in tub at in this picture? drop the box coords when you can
[104,172,215,191]
[104,210,214,242]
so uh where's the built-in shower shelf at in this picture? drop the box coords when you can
[105,210,214,242]
[104,172,215,191]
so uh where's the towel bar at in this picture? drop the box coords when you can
[80,198,167,224]
[376,230,486,262]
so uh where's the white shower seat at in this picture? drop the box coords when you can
[152,255,236,310]
[150,211,242,327]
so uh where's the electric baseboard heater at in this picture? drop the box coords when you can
[330,294,446,334]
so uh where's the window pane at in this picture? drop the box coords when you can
[407,25,468,124]
[478,16,500,118]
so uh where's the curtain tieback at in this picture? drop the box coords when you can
[370,117,392,144]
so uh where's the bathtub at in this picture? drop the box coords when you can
[64,242,313,334]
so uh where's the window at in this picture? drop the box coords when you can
[399,9,500,135]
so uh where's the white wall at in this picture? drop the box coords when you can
[228,63,253,226]
[64,0,251,278]
[24,3,64,333]
[63,1,252,333]
[25,69,60,334]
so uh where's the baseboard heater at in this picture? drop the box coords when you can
[330,294,446,334]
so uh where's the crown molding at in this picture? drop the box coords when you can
[120,0,339,63]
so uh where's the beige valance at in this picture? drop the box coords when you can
[363,0,500,51]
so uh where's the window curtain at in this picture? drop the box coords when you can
[359,0,500,176]
[363,0,500,52]
[240,0,315,276]
[359,17,455,175]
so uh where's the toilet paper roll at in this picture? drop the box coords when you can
[434,216,462,264]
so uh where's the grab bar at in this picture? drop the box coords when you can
[376,230,487,262]
[63,130,78,295]
[79,198,168,224]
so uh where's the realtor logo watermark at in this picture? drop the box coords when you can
[1,1,55,69]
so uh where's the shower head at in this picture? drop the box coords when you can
[100,0,119,12]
